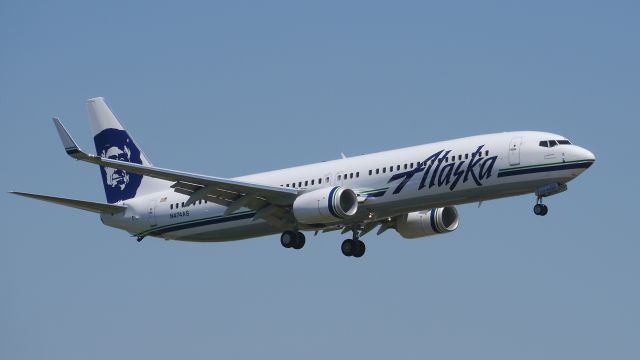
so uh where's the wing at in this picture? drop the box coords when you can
[53,118,300,227]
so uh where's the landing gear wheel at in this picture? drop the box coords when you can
[533,204,549,216]
[292,232,306,249]
[352,240,366,258]
[280,231,297,248]
[533,204,544,216]
[341,239,354,257]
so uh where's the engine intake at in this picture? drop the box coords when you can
[293,186,358,224]
[395,207,459,239]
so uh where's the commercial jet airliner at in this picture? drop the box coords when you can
[11,98,595,258]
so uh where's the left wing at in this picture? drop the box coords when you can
[53,118,300,227]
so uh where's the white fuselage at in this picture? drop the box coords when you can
[100,131,595,241]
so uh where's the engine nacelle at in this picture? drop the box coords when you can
[395,207,459,239]
[293,186,358,224]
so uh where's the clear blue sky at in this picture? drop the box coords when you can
[2,1,638,359]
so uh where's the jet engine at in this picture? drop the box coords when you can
[293,186,358,224]
[395,207,459,239]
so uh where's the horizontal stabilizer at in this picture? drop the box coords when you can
[10,191,127,214]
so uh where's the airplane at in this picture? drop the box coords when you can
[11,97,595,258]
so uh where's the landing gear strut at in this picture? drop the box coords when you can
[341,227,366,258]
[533,197,549,216]
[280,230,306,250]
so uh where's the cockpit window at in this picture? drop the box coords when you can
[539,139,572,148]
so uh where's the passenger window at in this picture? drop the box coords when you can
[298,182,302,187]
[199,200,202,205]
[170,204,173,210]
[376,169,379,174]
[356,172,359,178]
[181,202,185,207]
[458,155,462,161]
[485,150,489,156]
[318,178,322,184]
[465,154,469,159]
[410,162,414,168]
[326,177,330,182]
[337,175,341,180]
[350,173,353,179]
[383,168,386,173]
[311,179,315,185]
[404,164,407,170]
[389,166,393,172]
[451,156,455,162]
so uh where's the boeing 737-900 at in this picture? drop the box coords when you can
[11,98,595,258]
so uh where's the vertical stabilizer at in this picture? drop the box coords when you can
[88,97,169,203]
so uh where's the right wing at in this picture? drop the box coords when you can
[53,118,301,227]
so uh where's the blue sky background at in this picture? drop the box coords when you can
[1,1,638,359]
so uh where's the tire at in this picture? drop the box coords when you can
[341,239,354,256]
[533,204,544,216]
[292,232,306,249]
[540,204,549,216]
[280,230,297,248]
[352,240,366,258]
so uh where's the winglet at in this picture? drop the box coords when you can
[53,117,84,159]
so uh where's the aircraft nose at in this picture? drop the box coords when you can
[575,146,596,167]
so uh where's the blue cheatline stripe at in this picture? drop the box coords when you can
[430,208,442,234]
[137,211,256,237]
[497,160,594,178]
[327,186,341,219]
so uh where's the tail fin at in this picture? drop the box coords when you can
[88,97,169,203]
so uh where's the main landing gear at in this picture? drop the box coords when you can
[341,228,365,258]
[533,197,549,216]
[280,230,306,250]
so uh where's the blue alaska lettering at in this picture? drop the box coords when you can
[389,145,497,194]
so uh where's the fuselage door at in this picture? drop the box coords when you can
[509,137,522,166]
[147,199,157,227]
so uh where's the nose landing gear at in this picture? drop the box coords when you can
[533,198,549,216]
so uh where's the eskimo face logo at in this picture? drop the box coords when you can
[94,128,143,203]
[102,145,131,190]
